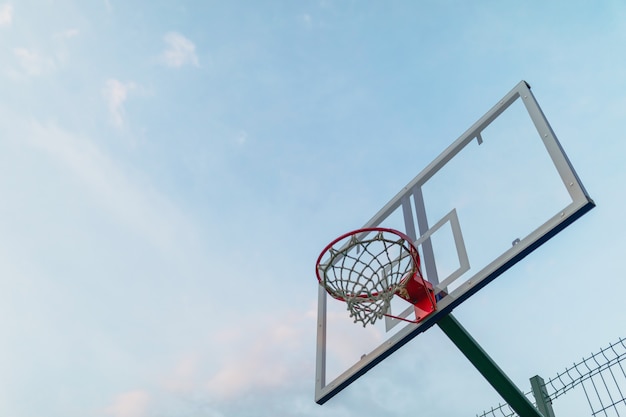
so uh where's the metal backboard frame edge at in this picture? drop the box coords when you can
[315,80,595,404]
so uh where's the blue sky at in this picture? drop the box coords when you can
[1,1,625,416]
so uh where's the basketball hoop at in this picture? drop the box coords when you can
[316,227,436,327]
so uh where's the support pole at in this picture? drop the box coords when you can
[437,314,543,417]
[530,375,556,417]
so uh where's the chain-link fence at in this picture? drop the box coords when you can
[476,337,626,417]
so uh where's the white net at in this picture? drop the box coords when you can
[317,229,420,327]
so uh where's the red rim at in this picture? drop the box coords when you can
[315,227,422,300]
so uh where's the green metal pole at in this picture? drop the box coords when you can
[437,314,543,417]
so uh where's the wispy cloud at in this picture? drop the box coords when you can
[234,130,248,147]
[298,13,313,29]
[57,28,80,39]
[160,32,199,68]
[7,29,78,78]
[161,354,200,394]
[204,310,314,399]
[102,78,136,129]
[13,48,55,75]
[103,390,151,417]
[0,3,12,27]
[24,119,195,258]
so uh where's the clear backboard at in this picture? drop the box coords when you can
[315,81,594,404]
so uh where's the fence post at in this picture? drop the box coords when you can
[530,375,555,417]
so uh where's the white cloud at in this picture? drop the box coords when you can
[23,119,196,258]
[0,3,12,27]
[13,47,55,75]
[204,310,314,399]
[58,28,80,39]
[103,390,151,417]
[7,30,78,78]
[298,13,313,28]
[160,32,199,68]
[161,354,199,393]
[234,130,248,146]
[102,78,136,129]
